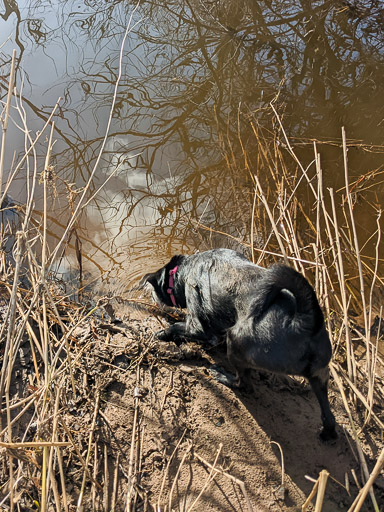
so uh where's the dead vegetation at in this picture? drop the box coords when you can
[0,43,383,512]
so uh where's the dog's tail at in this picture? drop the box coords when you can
[249,264,324,333]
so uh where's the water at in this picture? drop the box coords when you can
[0,0,383,291]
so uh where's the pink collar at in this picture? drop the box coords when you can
[167,266,178,307]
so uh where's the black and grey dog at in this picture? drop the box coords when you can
[141,248,337,441]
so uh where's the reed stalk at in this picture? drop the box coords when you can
[329,188,355,382]
[0,49,16,201]
[194,450,254,512]
[77,392,100,510]
[48,1,142,268]
[126,367,141,511]
[185,444,222,512]
[0,98,62,208]
[315,470,330,512]
[254,174,288,264]
[348,447,384,512]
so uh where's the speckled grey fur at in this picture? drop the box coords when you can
[141,248,337,441]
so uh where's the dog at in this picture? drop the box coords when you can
[141,248,337,441]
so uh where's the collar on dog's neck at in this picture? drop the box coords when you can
[167,266,178,307]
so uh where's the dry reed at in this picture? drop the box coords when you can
[0,32,383,512]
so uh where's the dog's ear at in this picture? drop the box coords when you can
[139,271,159,288]
[139,254,185,289]
[165,254,184,270]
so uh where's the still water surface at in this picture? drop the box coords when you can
[0,0,383,291]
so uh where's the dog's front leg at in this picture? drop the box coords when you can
[156,322,189,342]
[156,316,212,344]
[209,365,253,392]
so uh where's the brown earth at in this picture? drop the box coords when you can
[56,304,383,512]
[9,302,384,511]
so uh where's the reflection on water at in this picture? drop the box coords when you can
[0,0,383,289]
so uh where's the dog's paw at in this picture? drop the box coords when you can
[155,329,173,341]
[155,329,187,345]
[209,365,237,387]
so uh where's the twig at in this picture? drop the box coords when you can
[302,470,330,512]
[48,1,142,268]
[0,97,62,208]
[364,210,381,427]
[194,451,254,512]
[334,363,384,431]
[111,453,120,512]
[315,470,329,512]
[104,443,110,512]
[0,49,16,201]
[41,445,48,512]
[0,389,42,439]
[159,371,174,413]
[0,232,25,429]
[157,430,187,511]
[59,419,102,491]
[330,365,378,510]
[168,444,192,511]
[348,447,384,512]
[186,444,223,512]
[77,391,100,510]
[329,188,355,382]
[126,366,141,511]
[254,174,288,264]
[250,184,257,263]
[342,128,371,389]
[46,387,62,512]
[0,441,71,448]
[92,442,98,512]
[193,220,320,265]
[56,437,68,512]
[271,441,285,488]
[302,477,319,511]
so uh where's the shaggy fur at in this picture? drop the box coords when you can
[141,248,337,441]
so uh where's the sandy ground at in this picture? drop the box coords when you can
[59,305,383,512]
[8,302,384,511]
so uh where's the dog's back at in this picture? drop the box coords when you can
[248,264,324,333]
[228,263,332,377]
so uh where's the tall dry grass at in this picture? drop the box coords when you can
[0,38,383,512]
[227,105,384,512]
[0,9,145,511]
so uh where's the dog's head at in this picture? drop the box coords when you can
[140,254,186,308]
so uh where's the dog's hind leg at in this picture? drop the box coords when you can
[208,334,252,389]
[209,365,253,392]
[308,368,337,442]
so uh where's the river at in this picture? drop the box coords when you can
[0,0,383,294]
